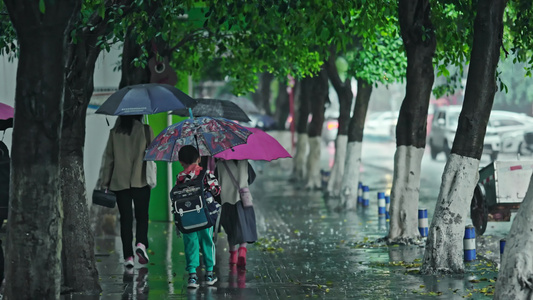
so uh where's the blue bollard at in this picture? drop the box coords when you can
[500,238,506,262]
[464,225,476,262]
[320,170,330,190]
[357,182,363,205]
[385,195,390,220]
[362,185,370,207]
[377,192,386,216]
[418,208,428,237]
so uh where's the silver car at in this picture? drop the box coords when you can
[488,110,533,156]
[428,106,501,161]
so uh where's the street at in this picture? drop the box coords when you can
[79,132,518,299]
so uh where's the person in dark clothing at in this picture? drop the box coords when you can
[0,141,10,284]
[100,115,154,268]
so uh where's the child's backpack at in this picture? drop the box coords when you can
[170,170,217,234]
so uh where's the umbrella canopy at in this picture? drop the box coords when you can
[214,127,291,161]
[0,103,14,130]
[229,97,261,115]
[96,83,196,115]
[172,98,251,122]
[144,117,253,161]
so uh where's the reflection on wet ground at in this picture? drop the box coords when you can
[80,139,505,299]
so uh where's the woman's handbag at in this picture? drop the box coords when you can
[222,161,253,207]
[144,125,157,189]
[92,189,116,208]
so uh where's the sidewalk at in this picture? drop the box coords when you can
[86,152,502,300]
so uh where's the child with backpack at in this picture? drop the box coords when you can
[175,145,221,288]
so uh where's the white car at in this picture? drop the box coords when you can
[364,111,399,139]
[488,110,533,155]
[428,106,501,161]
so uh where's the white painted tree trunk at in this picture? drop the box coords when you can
[327,135,348,197]
[305,137,322,189]
[292,133,308,181]
[388,146,425,243]
[340,141,362,210]
[494,173,533,300]
[421,154,479,274]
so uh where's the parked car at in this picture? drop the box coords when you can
[364,111,399,139]
[320,110,400,144]
[428,106,501,161]
[488,110,533,155]
[520,131,533,156]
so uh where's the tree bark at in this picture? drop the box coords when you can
[292,77,312,181]
[119,27,151,89]
[325,50,353,196]
[495,173,533,299]
[388,0,436,243]
[251,72,274,115]
[61,7,117,292]
[2,0,81,298]
[422,0,507,274]
[340,79,372,209]
[305,68,328,189]
[274,80,290,130]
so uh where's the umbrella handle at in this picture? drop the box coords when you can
[188,108,193,119]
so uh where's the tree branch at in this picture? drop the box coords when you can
[325,46,344,91]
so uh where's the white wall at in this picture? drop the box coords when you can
[85,45,121,192]
[0,54,17,149]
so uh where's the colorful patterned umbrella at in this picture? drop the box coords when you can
[144,117,253,161]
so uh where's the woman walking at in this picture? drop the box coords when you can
[100,115,154,268]
[215,159,257,268]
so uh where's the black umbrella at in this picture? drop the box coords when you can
[96,83,196,116]
[172,98,251,122]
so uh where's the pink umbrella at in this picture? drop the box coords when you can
[214,127,292,161]
[0,103,14,130]
[0,103,13,120]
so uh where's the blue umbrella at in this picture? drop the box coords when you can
[95,83,196,115]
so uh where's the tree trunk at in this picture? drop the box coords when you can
[274,80,290,130]
[388,0,436,243]
[495,173,533,299]
[422,0,507,274]
[340,79,372,209]
[251,72,274,115]
[61,26,106,294]
[2,0,80,298]
[292,77,312,181]
[119,27,151,89]
[325,51,353,197]
[305,68,328,189]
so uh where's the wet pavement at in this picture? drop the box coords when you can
[81,136,510,299]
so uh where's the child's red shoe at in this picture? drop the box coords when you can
[229,250,238,265]
[237,247,247,268]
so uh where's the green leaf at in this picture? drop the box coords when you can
[39,0,45,14]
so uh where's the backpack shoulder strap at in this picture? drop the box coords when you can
[222,161,240,189]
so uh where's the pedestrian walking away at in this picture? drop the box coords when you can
[215,159,258,268]
[0,141,9,288]
[99,115,154,268]
[175,145,221,289]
